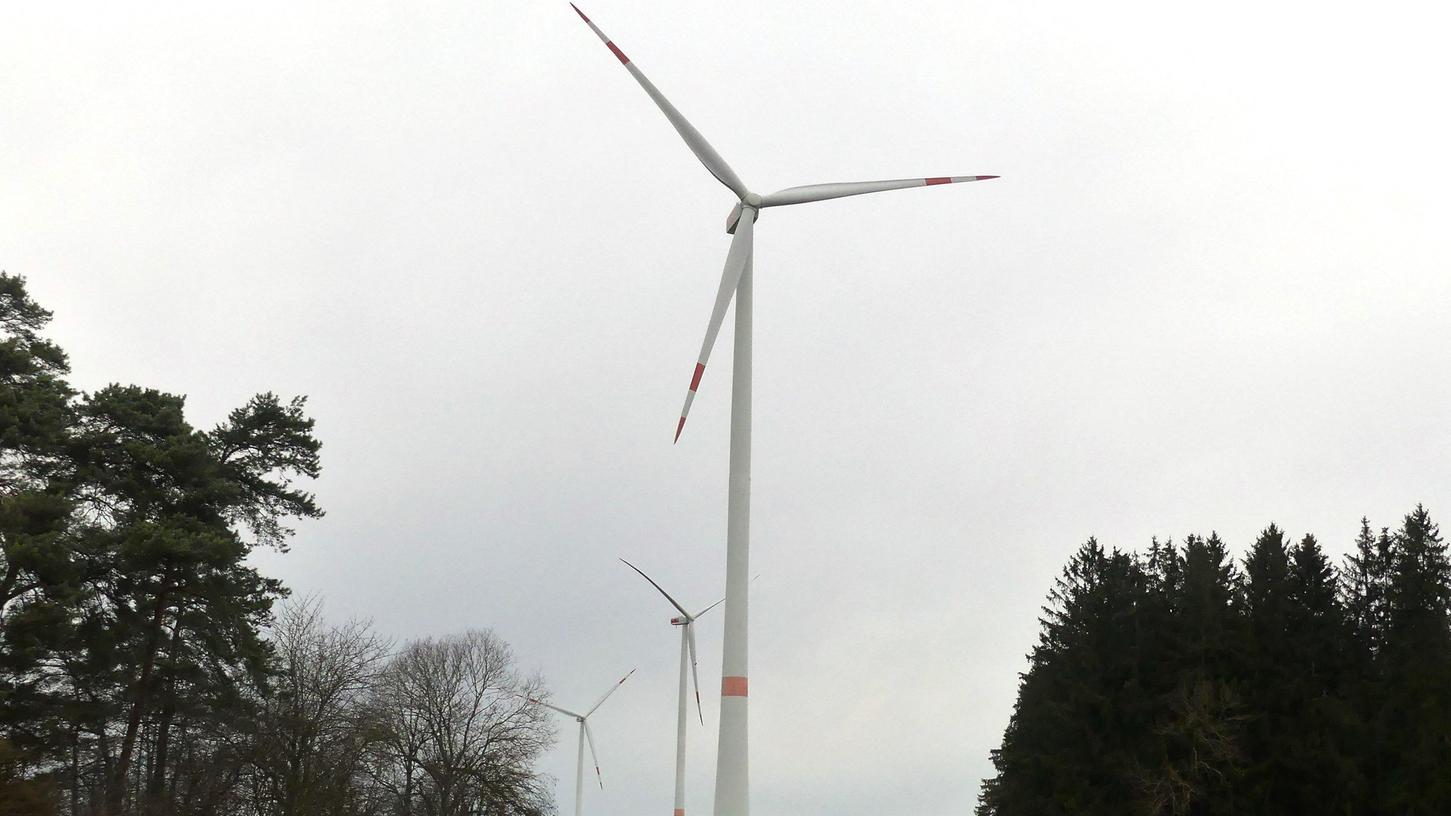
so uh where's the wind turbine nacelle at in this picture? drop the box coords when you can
[725,203,743,234]
[725,196,761,234]
[670,616,688,625]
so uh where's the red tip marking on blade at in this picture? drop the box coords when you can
[606,41,630,64]
[925,177,952,185]
[689,362,705,392]
[721,676,748,697]
[569,3,589,22]
[674,416,686,443]
[979,175,1000,180]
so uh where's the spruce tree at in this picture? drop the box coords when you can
[978,539,1151,815]
[1139,534,1245,816]
[1343,518,1393,659]
[1279,534,1362,813]
[1239,524,1293,813]
[1377,506,1451,813]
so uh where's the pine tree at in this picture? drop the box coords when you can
[0,278,324,814]
[0,272,78,628]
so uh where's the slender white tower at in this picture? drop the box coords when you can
[619,558,723,816]
[715,254,752,816]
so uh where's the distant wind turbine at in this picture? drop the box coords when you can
[529,669,635,816]
[620,558,723,816]
[569,6,996,816]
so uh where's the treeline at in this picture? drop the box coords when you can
[0,273,556,816]
[977,509,1451,815]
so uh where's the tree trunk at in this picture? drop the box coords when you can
[105,582,170,814]
[145,618,183,804]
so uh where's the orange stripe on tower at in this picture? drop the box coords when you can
[674,810,685,816]
[721,676,748,697]
[925,177,952,185]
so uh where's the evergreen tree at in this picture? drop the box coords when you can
[0,277,325,815]
[1376,506,1451,813]
[978,539,1152,815]
[1281,534,1362,814]
[1238,524,1294,813]
[0,272,78,629]
[0,274,87,788]
[1343,518,1394,659]
[1137,534,1245,816]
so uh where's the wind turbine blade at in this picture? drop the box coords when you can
[528,698,585,719]
[569,5,749,199]
[686,624,704,725]
[587,668,636,716]
[583,720,604,789]
[675,211,753,442]
[694,596,725,618]
[759,176,998,208]
[620,558,691,618]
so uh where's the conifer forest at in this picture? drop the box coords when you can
[977,510,1451,815]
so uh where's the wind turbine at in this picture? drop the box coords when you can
[529,669,635,816]
[569,6,997,816]
[620,558,723,816]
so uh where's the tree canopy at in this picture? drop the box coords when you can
[979,509,1451,815]
[0,274,557,816]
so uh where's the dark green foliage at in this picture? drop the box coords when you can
[980,540,1154,813]
[1376,506,1451,814]
[0,739,56,816]
[2,274,558,816]
[0,274,324,814]
[980,511,1451,816]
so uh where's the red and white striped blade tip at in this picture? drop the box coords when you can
[673,362,705,443]
[925,175,999,185]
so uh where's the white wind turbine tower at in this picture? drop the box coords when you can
[569,6,997,816]
[620,558,723,816]
[529,669,635,816]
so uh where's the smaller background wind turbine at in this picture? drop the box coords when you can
[529,669,635,816]
[623,559,754,816]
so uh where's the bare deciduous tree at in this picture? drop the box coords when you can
[367,631,554,816]
[251,598,391,816]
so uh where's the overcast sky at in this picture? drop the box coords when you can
[4,1,1451,814]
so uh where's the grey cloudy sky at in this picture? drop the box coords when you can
[4,1,1450,813]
